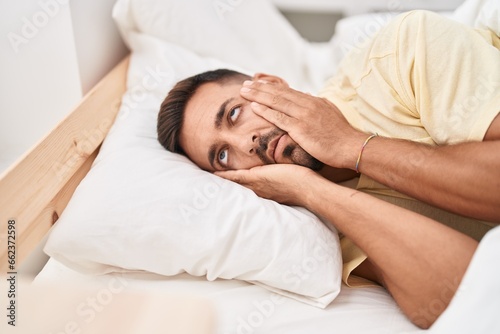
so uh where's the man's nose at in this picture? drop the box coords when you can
[233,133,258,156]
[249,135,258,154]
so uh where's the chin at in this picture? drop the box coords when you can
[285,145,323,171]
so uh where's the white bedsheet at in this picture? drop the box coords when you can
[34,225,500,333]
[34,258,418,334]
[427,226,500,334]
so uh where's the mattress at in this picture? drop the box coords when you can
[33,223,500,334]
[33,258,419,334]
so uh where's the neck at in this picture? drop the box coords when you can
[318,165,358,183]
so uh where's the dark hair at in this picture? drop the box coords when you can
[157,69,250,155]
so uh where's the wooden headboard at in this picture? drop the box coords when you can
[0,56,130,273]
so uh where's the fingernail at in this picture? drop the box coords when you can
[241,87,251,93]
[243,80,253,86]
[257,79,269,84]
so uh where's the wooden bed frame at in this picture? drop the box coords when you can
[0,56,130,273]
[1,51,495,275]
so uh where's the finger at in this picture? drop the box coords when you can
[248,80,312,105]
[240,82,311,116]
[250,102,296,132]
[214,170,248,184]
[241,86,296,117]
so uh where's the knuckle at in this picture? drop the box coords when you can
[275,84,287,94]
[275,112,289,126]
[232,173,245,183]
[275,111,285,121]
[271,95,281,105]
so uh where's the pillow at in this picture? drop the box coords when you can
[112,0,319,92]
[44,32,343,308]
[473,0,500,34]
[451,0,490,26]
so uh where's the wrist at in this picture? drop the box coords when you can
[354,133,378,173]
[302,172,329,210]
[338,132,369,170]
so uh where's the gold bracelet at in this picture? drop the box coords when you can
[355,134,378,173]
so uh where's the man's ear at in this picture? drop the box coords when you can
[252,73,289,87]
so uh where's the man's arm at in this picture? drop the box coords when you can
[240,10,500,222]
[216,164,478,328]
[241,82,500,222]
[353,122,500,222]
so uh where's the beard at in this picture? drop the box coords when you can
[256,128,324,171]
[282,143,324,171]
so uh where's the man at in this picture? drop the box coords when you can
[157,11,500,328]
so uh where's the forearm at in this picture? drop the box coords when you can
[302,174,475,265]
[216,163,479,327]
[301,174,477,328]
[346,137,500,223]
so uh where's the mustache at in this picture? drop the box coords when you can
[255,128,285,164]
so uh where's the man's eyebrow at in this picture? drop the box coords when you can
[209,97,234,170]
[208,143,218,171]
[214,98,234,129]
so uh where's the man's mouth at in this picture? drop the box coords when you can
[267,134,288,163]
[267,134,282,163]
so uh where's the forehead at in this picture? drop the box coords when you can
[180,81,242,171]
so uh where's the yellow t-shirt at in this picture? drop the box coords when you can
[321,10,500,145]
[320,10,500,287]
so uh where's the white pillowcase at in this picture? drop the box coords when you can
[44,31,343,308]
[112,0,325,93]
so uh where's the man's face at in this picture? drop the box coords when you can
[179,75,323,172]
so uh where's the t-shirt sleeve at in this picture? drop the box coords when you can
[396,11,500,144]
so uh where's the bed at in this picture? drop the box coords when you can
[1,0,499,333]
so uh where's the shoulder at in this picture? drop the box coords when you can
[340,10,437,64]
[387,10,447,32]
[394,9,444,26]
[371,10,446,51]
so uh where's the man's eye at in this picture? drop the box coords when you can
[229,106,241,123]
[219,149,228,166]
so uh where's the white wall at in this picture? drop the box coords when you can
[0,0,82,173]
[0,0,128,174]
[69,0,128,94]
[271,0,466,15]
